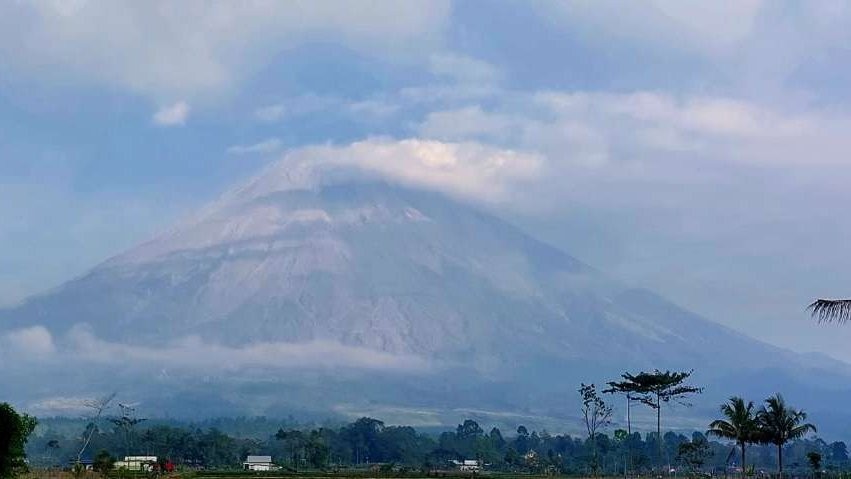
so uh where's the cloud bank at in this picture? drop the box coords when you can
[232,138,544,206]
[1,325,430,374]
[0,0,450,100]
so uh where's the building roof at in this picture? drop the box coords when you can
[245,456,273,463]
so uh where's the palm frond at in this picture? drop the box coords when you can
[788,423,817,440]
[808,299,851,324]
[707,420,736,440]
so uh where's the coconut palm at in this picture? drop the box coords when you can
[756,393,817,479]
[707,397,758,479]
[808,298,851,323]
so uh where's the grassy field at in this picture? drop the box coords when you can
[21,471,573,479]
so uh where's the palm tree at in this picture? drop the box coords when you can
[756,393,817,479]
[707,397,758,479]
[808,299,851,323]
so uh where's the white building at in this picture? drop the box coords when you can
[451,459,481,472]
[244,455,275,471]
[114,456,157,471]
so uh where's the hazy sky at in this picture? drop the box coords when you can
[3,1,851,361]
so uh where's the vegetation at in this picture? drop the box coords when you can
[707,397,758,479]
[809,451,824,477]
[0,402,37,479]
[705,393,817,479]
[21,412,838,476]
[809,298,851,323]
[676,435,713,475]
[92,449,115,476]
[110,403,146,459]
[604,370,702,470]
[756,393,817,479]
[6,374,829,478]
[578,384,612,476]
[76,393,115,464]
[603,380,641,475]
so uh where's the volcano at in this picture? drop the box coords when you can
[3,157,850,434]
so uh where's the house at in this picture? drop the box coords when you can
[69,459,94,471]
[114,456,157,471]
[450,459,481,472]
[244,455,275,471]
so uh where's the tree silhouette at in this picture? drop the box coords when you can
[604,378,644,436]
[110,403,146,458]
[0,403,37,479]
[604,376,645,475]
[757,394,816,479]
[579,383,612,477]
[707,397,758,479]
[807,451,822,478]
[608,370,702,471]
[676,437,712,475]
[77,393,115,464]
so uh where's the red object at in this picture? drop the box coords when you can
[165,461,175,472]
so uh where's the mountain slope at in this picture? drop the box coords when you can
[2,161,850,434]
[3,181,767,368]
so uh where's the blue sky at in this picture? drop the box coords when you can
[3,0,851,360]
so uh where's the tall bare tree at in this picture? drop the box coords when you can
[612,370,702,471]
[604,381,641,436]
[111,403,146,458]
[605,376,644,477]
[77,393,116,464]
[579,383,613,477]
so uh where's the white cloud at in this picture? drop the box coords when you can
[230,90,851,216]
[63,326,429,372]
[2,326,55,357]
[0,1,451,99]
[227,138,283,155]
[0,324,429,374]
[415,91,851,170]
[236,138,543,205]
[152,101,190,126]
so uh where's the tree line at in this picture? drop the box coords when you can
[708,394,816,479]
[9,408,837,476]
[584,370,819,479]
[0,370,827,477]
